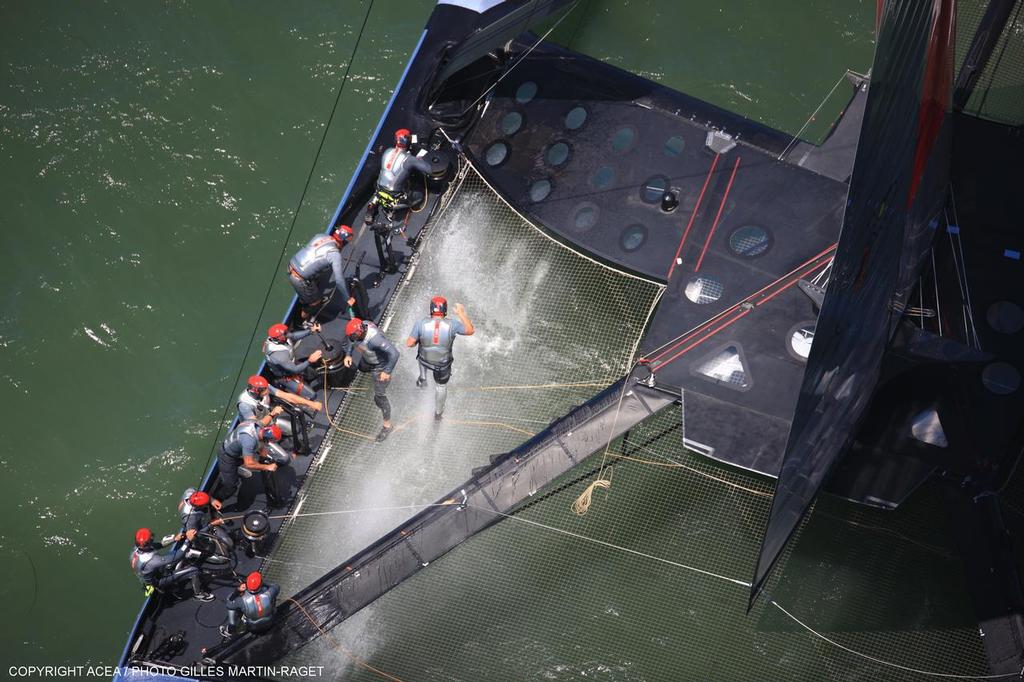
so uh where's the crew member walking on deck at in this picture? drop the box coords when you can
[406,296,474,420]
[130,528,212,600]
[214,421,289,507]
[344,317,400,442]
[263,323,323,400]
[220,571,280,638]
[287,225,355,315]
[238,375,321,436]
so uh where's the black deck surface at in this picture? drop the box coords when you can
[464,44,862,476]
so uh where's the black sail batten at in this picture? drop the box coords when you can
[748,0,956,606]
[208,373,675,665]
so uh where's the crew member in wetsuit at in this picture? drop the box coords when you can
[238,375,321,437]
[220,571,280,638]
[130,527,212,601]
[287,225,355,315]
[364,129,434,276]
[263,323,324,400]
[177,488,224,542]
[344,317,400,442]
[214,421,289,507]
[405,296,474,420]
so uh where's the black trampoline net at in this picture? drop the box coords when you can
[274,406,990,681]
[963,0,1024,125]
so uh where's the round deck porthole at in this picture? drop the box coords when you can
[728,225,771,258]
[786,321,816,362]
[664,135,686,156]
[485,141,510,167]
[501,111,523,136]
[565,105,588,131]
[683,275,723,305]
[640,175,669,204]
[611,126,637,152]
[515,81,537,104]
[592,166,615,190]
[546,141,571,167]
[620,224,647,252]
[571,202,599,233]
[987,301,1024,335]
[529,178,552,203]
[982,362,1021,395]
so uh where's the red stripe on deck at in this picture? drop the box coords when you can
[667,153,720,280]
[695,155,742,273]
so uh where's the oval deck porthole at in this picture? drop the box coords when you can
[546,141,571,167]
[501,111,523,136]
[728,225,771,258]
[529,179,552,203]
[611,126,637,152]
[987,301,1024,335]
[485,141,509,167]
[786,321,816,362]
[515,81,538,104]
[592,166,615,190]
[620,224,647,253]
[571,202,599,232]
[640,175,669,204]
[683,276,723,305]
[982,362,1021,395]
[565,106,588,130]
[664,135,686,156]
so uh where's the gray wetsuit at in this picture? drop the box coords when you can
[288,234,350,307]
[263,330,317,400]
[237,388,293,436]
[377,147,433,195]
[409,316,468,416]
[226,584,280,634]
[130,535,200,593]
[216,421,285,503]
[351,322,399,420]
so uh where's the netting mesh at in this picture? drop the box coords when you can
[278,408,990,681]
[263,160,664,592]
[964,0,1024,125]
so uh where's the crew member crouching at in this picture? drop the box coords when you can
[406,296,474,420]
[287,226,355,317]
[214,421,291,507]
[344,317,399,442]
[221,571,280,638]
[263,323,324,401]
[130,527,212,601]
[238,375,321,437]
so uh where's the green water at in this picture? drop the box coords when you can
[0,0,874,671]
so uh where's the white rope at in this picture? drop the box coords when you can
[777,71,850,161]
[770,600,1023,680]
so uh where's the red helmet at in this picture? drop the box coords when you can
[246,571,262,592]
[345,317,367,341]
[430,296,448,317]
[394,128,411,148]
[135,528,153,547]
[331,224,354,245]
[247,375,269,396]
[259,424,283,442]
[188,491,211,508]
[268,324,289,343]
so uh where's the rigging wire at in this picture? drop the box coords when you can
[777,71,850,161]
[190,0,377,483]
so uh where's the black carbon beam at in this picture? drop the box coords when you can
[207,370,674,665]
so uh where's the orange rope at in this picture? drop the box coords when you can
[287,597,404,682]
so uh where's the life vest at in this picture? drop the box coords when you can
[222,421,260,460]
[130,548,157,583]
[262,338,295,377]
[355,323,385,366]
[238,389,271,421]
[241,589,274,625]
[289,235,339,280]
[416,317,456,369]
[377,147,414,193]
